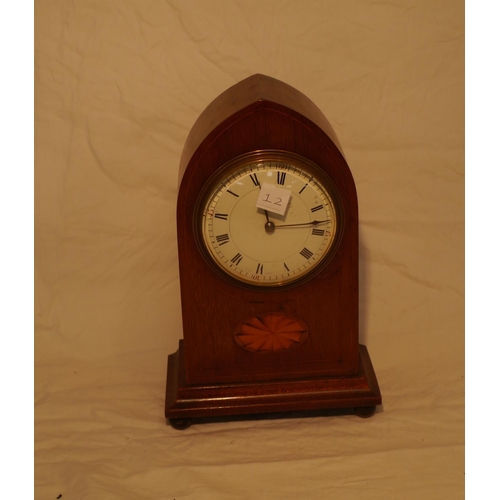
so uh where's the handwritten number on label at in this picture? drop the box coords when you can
[262,194,282,206]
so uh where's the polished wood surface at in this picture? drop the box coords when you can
[167,341,381,424]
[166,74,381,426]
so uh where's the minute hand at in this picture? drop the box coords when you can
[274,219,330,229]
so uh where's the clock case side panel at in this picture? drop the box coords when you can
[176,78,360,386]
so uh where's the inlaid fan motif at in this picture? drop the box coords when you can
[234,313,308,353]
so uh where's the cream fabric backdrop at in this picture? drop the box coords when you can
[35,1,464,498]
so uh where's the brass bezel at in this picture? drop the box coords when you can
[193,150,345,291]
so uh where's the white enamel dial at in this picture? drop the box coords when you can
[197,152,340,287]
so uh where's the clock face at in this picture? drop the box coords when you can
[195,151,342,288]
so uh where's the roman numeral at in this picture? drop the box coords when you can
[216,233,230,245]
[311,204,324,213]
[284,262,290,272]
[231,253,243,265]
[256,263,264,274]
[277,171,286,185]
[300,247,314,260]
[299,184,308,194]
[214,213,228,220]
[227,190,239,197]
[250,173,260,187]
[312,229,325,236]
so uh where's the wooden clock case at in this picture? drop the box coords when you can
[165,74,381,429]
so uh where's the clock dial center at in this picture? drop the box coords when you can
[264,221,275,234]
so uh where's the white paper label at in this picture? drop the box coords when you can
[255,182,292,216]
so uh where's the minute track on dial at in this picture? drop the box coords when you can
[198,153,339,287]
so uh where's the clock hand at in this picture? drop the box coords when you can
[274,219,330,229]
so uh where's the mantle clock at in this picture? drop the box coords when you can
[165,74,381,429]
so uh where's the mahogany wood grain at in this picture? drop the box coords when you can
[166,75,381,426]
[166,342,381,421]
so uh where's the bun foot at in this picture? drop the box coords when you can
[354,406,376,418]
[168,418,192,430]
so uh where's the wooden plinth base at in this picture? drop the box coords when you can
[165,341,381,429]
